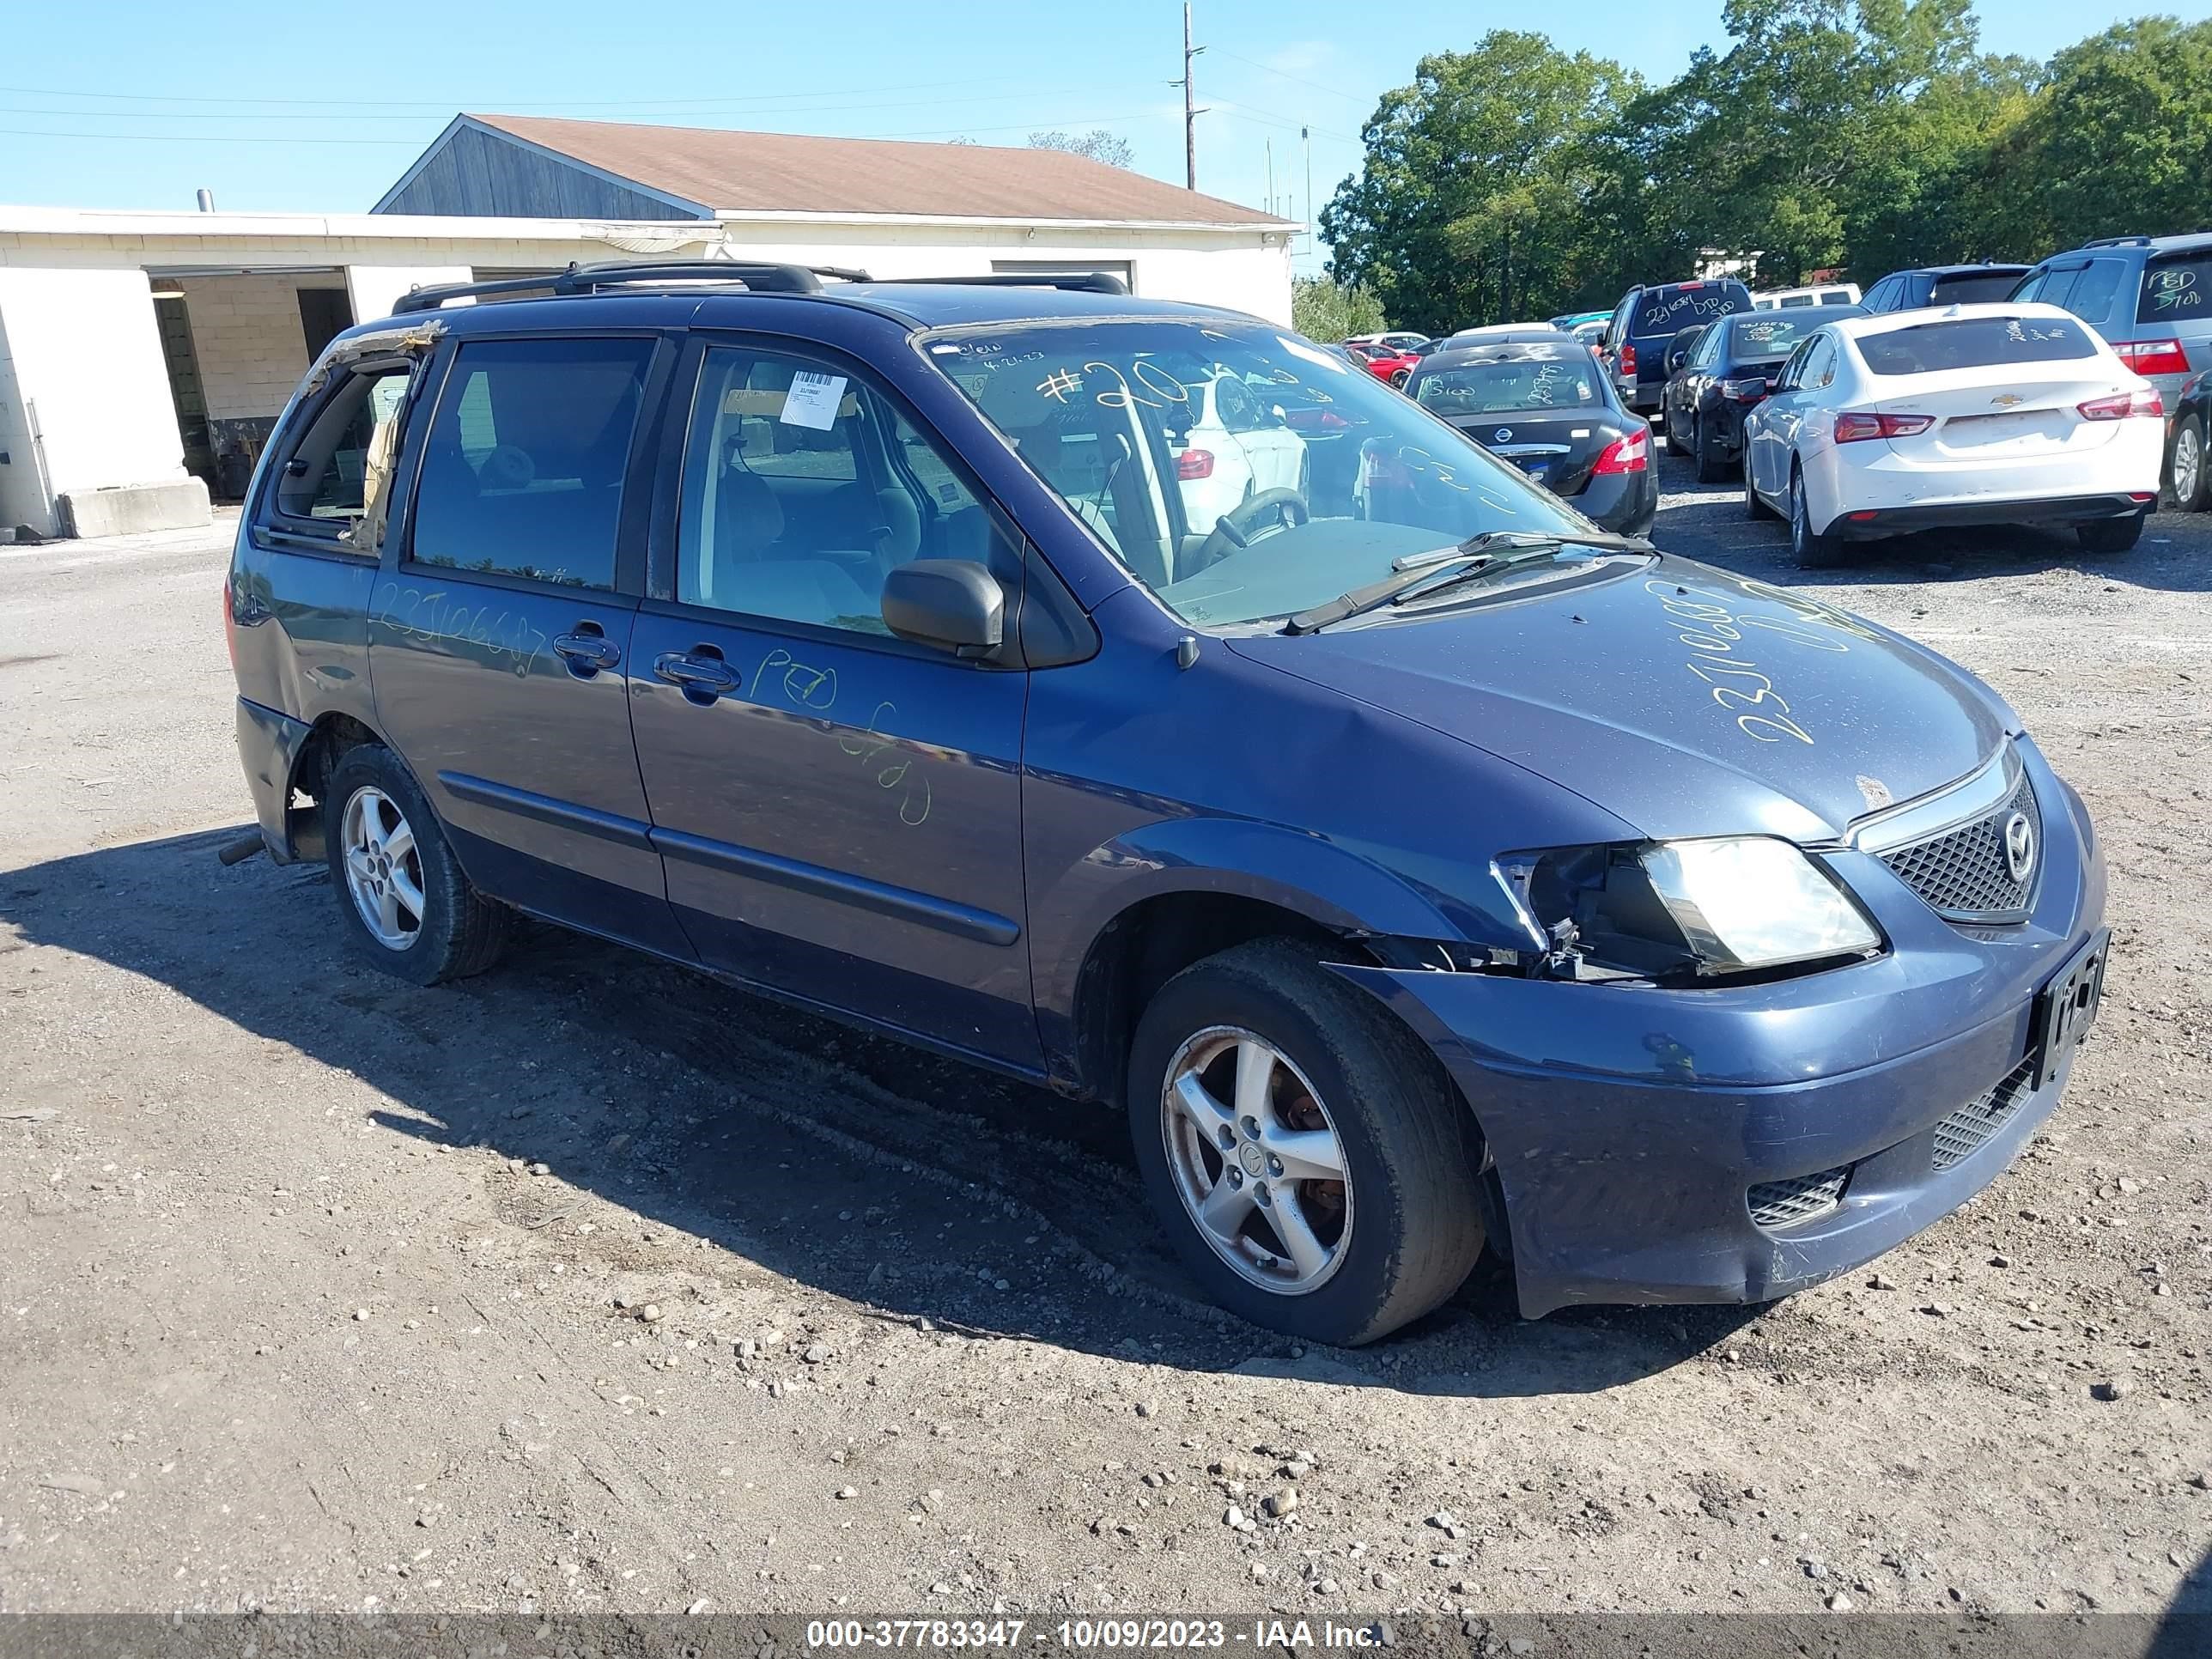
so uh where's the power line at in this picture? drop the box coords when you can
[0,85,1133,125]
[1214,49,1374,108]
[0,74,1085,112]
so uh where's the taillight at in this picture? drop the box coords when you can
[1176,448,1214,479]
[2076,388,2166,421]
[1719,377,1770,403]
[222,580,237,672]
[1620,343,1638,378]
[2115,337,2190,377]
[1592,426,1649,475]
[1834,411,1935,443]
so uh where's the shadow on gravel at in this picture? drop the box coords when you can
[1648,461,2212,594]
[2151,1544,2212,1656]
[2,826,1754,1398]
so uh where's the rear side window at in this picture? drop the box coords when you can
[272,367,410,531]
[410,337,653,589]
[1936,271,2030,306]
[2062,258,2126,324]
[1856,316,2097,376]
[2138,254,2212,325]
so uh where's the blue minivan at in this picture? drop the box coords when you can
[227,263,2107,1344]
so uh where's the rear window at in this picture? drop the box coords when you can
[1930,272,2027,306]
[1730,315,1819,361]
[1413,356,1600,416]
[1856,316,2098,377]
[1633,283,1748,337]
[2138,254,2212,325]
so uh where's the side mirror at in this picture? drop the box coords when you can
[881,560,1006,659]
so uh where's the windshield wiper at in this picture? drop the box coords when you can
[1283,528,1655,635]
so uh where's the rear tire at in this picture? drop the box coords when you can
[2077,514,2145,555]
[2169,416,2207,513]
[1693,417,1726,483]
[1790,467,1848,568]
[1127,939,1486,1346]
[1744,474,1777,520]
[1655,412,1676,457]
[324,745,507,986]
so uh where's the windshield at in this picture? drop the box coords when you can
[1729,314,1819,361]
[1857,315,2098,375]
[925,319,1594,629]
[1413,352,1601,416]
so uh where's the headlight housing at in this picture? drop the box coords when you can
[1501,836,1882,981]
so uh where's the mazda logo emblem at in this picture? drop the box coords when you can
[2003,811,2036,884]
[1493,427,1512,443]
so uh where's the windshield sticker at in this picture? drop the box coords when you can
[779,371,848,432]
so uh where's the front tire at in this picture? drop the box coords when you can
[325,745,507,986]
[1127,940,1486,1346]
[2077,514,2145,555]
[1790,467,1848,568]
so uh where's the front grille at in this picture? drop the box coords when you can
[1931,1058,2039,1171]
[1879,770,2041,922]
[1747,1166,1851,1230]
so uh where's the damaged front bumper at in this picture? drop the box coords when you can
[1334,755,2106,1319]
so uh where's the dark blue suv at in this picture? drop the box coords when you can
[227,262,2108,1345]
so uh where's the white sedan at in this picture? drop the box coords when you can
[1741,301,2165,566]
[1168,371,1310,531]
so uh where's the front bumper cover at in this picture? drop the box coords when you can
[1334,740,2106,1317]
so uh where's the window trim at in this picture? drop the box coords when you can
[388,325,676,599]
[643,328,1032,666]
[253,355,422,559]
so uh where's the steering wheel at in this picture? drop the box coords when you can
[1189,487,1310,572]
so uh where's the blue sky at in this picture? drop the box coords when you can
[3,0,2203,272]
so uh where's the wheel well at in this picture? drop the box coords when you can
[1070,894,1372,1107]
[285,713,382,860]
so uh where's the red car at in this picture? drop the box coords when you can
[1344,339,1423,389]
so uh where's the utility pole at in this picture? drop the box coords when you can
[1302,125,1312,261]
[1265,137,1274,217]
[1174,1,1206,191]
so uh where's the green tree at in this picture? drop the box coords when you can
[1988,18,2212,251]
[1291,277,1387,341]
[1321,32,1640,332]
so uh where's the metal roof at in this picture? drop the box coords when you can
[398,113,1291,230]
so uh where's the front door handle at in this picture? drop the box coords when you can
[653,650,738,702]
[552,632,621,672]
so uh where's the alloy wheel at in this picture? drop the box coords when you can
[2177,422,2204,506]
[1160,1027,1352,1295]
[340,786,425,951]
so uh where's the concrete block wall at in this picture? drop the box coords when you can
[173,274,343,422]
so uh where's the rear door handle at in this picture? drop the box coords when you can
[653,650,738,700]
[552,632,622,672]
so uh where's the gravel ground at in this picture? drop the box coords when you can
[3,465,2209,1623]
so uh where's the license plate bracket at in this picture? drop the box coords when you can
[2031,927,2109,1089]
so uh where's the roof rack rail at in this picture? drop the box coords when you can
[890,271,1131,295]
[2082,235,2154,249]
[390,258,876,313]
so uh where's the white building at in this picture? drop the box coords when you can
[0,116,1295,538]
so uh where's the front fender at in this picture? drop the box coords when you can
[1026,813,1535,1079]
